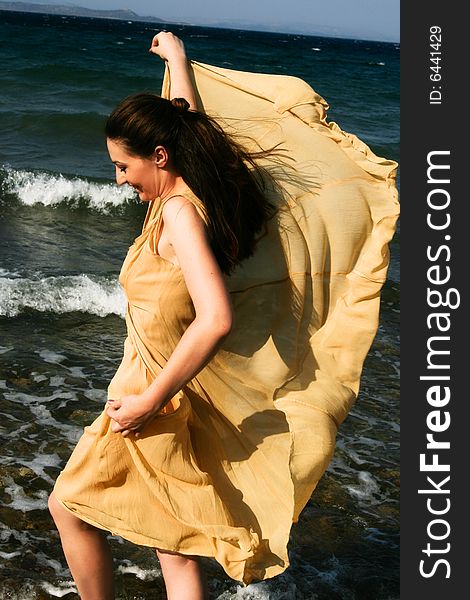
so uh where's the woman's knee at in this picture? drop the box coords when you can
[48,491,64,522]
[156,549,207,599]
[48,492,91,532]
[156,548,200,568]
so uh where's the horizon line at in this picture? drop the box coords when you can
[0,2,400,44]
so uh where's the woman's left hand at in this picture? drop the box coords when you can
[148,31,187,64]
[106,394,160,437]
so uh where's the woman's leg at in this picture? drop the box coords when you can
[156,548,208,600]
[48,492,114,600]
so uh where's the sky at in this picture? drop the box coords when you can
[21,0,400,42]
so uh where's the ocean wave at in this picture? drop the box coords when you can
[0,166,136,212]
[0,272,126,318]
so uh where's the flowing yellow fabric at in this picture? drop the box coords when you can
[53,62,399,583]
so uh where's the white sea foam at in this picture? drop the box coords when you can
[35,552,67,575]
[3,476,48,511]
[1,166,136,211]
[13,453,63,486]
[0,522,30,544]
[0,583,37,600]
[215,581,299,600]
[38,350,67,364]
[4,390,83,438]
[68,366,87,378]
[84,387,107,402]
[0,550,22,559]
[30,401,83,439]
[346,470,380,501]
[40,582,78,597]
[343,447,368,465]
[234,583,275,599]
[116,563,162,580]
[0,273,126,317]
[32,373,48,382]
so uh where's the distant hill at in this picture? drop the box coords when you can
[0,1,165,22]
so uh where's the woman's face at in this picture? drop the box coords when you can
[107,138,158,202]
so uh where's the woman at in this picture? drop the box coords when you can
[49,32,399,600]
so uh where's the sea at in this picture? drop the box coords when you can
[0,9,400,600]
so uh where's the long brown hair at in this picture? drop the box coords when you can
[105,93,275,274]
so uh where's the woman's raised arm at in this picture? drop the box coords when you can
[149,32,197,110]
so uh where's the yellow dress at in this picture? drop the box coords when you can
[53,62,399,584]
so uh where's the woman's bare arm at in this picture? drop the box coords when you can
[144,198,232,397]
[149,32,197,110]
[107,198,233,436]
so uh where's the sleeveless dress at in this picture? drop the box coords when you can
[53,62,399,584]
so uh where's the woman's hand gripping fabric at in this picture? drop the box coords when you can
[106,395,162,438]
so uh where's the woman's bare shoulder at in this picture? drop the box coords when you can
[161,194,207,231]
